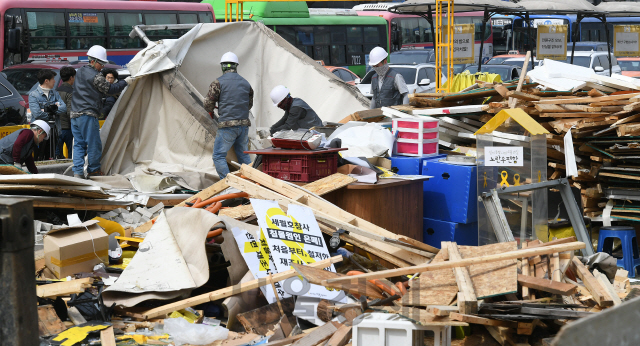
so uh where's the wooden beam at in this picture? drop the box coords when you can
[427,305,459,316]
[509,51,531,108]
[133,256,343,320]
[238,165,437,254]
[291,321,339,346]
[507,90,540,101]
[292,263,384,299]
[36,278,92,298]
[593,269,622,306]
[325,324,352,346]
[100,327,116,346]
[519,307,593,318]
[571,257,614,307]
[550,253,561,282]
[447,242,477,314]
[537,93,640,104]
[450,312,518,328]
[517,274,577,295]
[599,172,640,181]
[520,244,530,301]
[323,242,586,285]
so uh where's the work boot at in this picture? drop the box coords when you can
[87,170,104,177]
[74,174,86,180]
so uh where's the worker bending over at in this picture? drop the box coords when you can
[368,46,409,109]
[71,45,129,179]
[204,52,253,180]
[0,120,51,174]
[269,86,323,135]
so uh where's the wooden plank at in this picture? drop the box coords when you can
[450,312,518,328]
[302,173,357,195]
[100,327,116,346]
[218,204,255,220]
[36,278,92,298]
[0,184,111,199]
[521,243,531,300]
[517,274,577,295]
[624,101,640,111]
[572,257,614,307]
[507,91,541,101]
[519,307,593,318]
[599,172,640,181]
[38,305,67,337]
[509,51,531,109]
[525,237,577,250]
[537,93,640,104]
[427,305,459,316]
[594,269,622,306]
[447,242,477,314]
[550,253,561,282]
[133,256,342,320]
[376,306,468,326]
[494,84,511,98]
[611,113,640,126]
[0,173,111,188]
[325,324,352,346]
[459,242,519,299]
[292,263,384,299]
[323,242,586,285]
[401,246,457,307]
[291,321,339,346]
[539,112,609,118]
[237,298,295,336]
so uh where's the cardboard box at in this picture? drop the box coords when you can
[44,220,109,278]
[366,157,392,170]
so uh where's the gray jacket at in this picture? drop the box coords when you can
[218,72,252,124]
[270,98,323,135]
[71,65,127,119]
[0,129,34,165]
[56,82,73,130]
[371,68,403,109]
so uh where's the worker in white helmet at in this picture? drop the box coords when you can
[70,45,132,179]
[368,46,409,109]
[0,120,51,174]
[204,52,254,179]
[269,85,323,135]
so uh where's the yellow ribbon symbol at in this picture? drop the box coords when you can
[483,172,487,188]
[500,171,510,187]
[538,170,542,182]
[513,174,521,186]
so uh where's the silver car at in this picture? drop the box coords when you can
[356,63,446,99]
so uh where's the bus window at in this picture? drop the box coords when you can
[68,12,106,50]
[296,27,314,46]
[275,26,296,46]
[179,14,198,24]
[363,26,380,44]
[199,12,214,23]
[331,45,346,65]
[347,26,363,56]
[26,12,66,50]
[314,45,330,65]
[108,12,143,49]
[145,13,178,38]
[454,17,491,41]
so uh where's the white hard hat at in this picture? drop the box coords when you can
[87,45,108,64]
[270,85,290,106]
[369,46,388,66]
[220,52,239,64]
[31,120,50,140]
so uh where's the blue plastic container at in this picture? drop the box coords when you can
[422,159,478,224]
[423,217,478,248]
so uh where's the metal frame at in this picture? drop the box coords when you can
[494,178,594,256]
[480,189,515,243]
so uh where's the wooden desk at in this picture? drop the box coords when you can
[322,177,429,241]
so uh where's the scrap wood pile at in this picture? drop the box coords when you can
[33,164,638,346]
[369,57,640,221]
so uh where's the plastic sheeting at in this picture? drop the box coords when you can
[442,71,502,93]
[100,22,369,182]
[596,2,640,17]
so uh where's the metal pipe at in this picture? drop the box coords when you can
[477,9,489,73]
[571,14,584,65]
[129,24,198,43]
[603,16,613,77]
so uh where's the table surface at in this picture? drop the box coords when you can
[244,147,346,155]
[345,176,431,190]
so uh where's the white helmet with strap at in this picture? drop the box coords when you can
[31,120,51,140]
[87,45,108,64]
[220,52,239,64]
[369,46,388,66]
[270,85,290,106]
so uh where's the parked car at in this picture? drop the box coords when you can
[502,57,541,72]
[617,57,640,78]
[486,53,526,65]
[462,64,522,81]
[0,72,27,126]
[325,66,361,85]
[356,63,445,99]
[566,41,610,52]
[545,51,622,76]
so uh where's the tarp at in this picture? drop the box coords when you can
[389,0,523,14]
[596,1,640,17]
[516,0,600,15]
[100,22,369,182]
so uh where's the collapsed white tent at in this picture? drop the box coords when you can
[100,22,369,183]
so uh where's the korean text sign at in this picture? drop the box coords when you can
[614,25,640,57]
[537,25,567,60]
[485,146,524,167]
[444,24,475,64]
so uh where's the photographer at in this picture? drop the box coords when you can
[100,68,120,119]
[28,69,66,160]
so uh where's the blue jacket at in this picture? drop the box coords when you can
[28,85,67,123]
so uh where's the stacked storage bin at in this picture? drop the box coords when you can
[393,117,439,157]
[421,157,478,248]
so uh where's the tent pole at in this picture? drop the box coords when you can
[603,16,612,76]
[525,13,534,70]
[571,14,584,65]
[477,9,489,72]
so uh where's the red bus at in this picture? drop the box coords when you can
[1,0,214,68]
[353,3,494,64]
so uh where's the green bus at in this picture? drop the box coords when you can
[203,1,388,77]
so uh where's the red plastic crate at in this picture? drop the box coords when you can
[262,152,339,182]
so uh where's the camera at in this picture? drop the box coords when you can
[44,103,58,114]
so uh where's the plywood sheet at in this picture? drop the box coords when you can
[219,204,255,219]
[302,173,357,195]
[0,173,111,189]
[38,305,67,337]
[0,184,110,199]
[458,242,518,299]
[401,245,458,306]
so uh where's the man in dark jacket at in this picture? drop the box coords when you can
[71,45,128,178]
[368,46,409,109]
[101,68,120,119]
[0,120,50,173]
[56,67,75,159]
[204,52,253,179]
[268,85,323,135]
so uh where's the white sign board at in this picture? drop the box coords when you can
[444,24,475,64]
[232,227,287,303]
[614,25,640,57]
[537,25,568,60]
[532,19,565,28]
[485,146,524,167]
[251,199,344,302]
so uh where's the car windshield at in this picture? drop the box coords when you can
[487,57,511,65]
[3,68,44,95]
[463,65,512,81]
[360,67,417,85]
[562,56,592,68]
[619,60,640,72]
[390,52,431,65]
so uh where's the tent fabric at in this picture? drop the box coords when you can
[390,0,523,14]
[596,2,640,17]
[515,0,599,15]
[100,22,369,181]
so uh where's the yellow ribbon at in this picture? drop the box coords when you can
[513,174,521,186]
[538,170,542,182]
[483,172,487,188]
[500,171,510,187]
